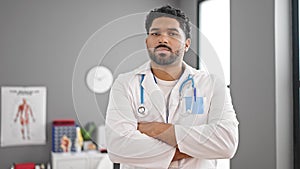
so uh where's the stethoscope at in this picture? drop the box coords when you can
[137,74,197,116]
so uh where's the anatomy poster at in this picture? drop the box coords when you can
[1,87,46,147]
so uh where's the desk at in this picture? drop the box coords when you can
[51,151,113,169]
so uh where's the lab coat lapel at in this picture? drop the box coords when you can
[141,71,166,121]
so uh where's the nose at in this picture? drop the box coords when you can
[158,34,168,44]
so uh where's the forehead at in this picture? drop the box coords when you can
[150,17,181,31]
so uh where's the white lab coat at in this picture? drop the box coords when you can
[105,61,239,169]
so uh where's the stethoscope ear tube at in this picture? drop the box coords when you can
[179,74,196,99]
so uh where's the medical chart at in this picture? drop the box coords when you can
[1,87,47,147]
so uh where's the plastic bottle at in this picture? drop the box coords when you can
[75,126,83,152]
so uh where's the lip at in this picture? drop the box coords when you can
[154,45,172,52]
[155,47,170,51]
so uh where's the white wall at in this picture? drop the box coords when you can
[275,0,293,168]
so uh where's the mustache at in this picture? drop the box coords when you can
[154,44,172,51]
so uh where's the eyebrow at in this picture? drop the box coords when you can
[167,28,180,33]
[149,28,180,32]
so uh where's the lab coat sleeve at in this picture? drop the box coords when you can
[105,75,176,169]
[175,75,239,159]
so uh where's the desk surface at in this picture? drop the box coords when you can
[51,151,113,169]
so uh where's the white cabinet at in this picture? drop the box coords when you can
[52,151,113,169]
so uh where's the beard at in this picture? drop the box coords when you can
[148,46,185,66]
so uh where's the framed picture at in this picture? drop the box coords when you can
[1,86,47,146]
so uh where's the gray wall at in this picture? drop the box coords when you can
[0,0,178,168]
[231,0,276,168]
[230,0,293,168]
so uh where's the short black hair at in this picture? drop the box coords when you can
[145,5,191,39]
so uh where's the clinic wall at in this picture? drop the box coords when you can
[178,0,198,54]
[231,0,277,168]
[0,0,178,168]
[231,0,293,168]
[0,0,292,168]
[275,0,293,168]
[179,0,293,169]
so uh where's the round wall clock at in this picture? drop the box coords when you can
[86,66,113,93]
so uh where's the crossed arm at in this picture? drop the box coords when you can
[137,122,192,161]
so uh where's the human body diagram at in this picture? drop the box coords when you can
[14,98,35,140]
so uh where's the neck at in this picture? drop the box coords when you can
[151,62,184,81]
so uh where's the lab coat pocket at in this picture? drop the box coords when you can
[176,97,207,125]
[184,96,205,114]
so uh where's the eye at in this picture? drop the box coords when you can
[169,32,178,36]
[150,32,159,36]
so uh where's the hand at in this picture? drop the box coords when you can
[172,148,192,161]
[137,122,177,147]
[138,122,171,138]
[138,122,192,161]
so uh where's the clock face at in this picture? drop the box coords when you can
[86,66,114,93]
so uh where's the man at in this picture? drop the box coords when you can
[105,5,239,169]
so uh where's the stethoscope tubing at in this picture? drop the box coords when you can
[140,74,145,105]
[137,73,197,115]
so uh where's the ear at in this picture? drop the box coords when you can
[185,38,191,52]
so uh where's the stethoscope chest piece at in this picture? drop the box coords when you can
[137,105,147,117]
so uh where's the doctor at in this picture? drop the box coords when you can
[105,5,239,169]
